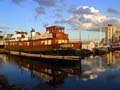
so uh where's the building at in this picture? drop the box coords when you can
[82,41,96,50]
[105,24,117,44]
[9,30,28,41]
[0,31,7,48]
[115,31,120,42]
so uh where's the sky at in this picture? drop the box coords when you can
[0,0,120,41]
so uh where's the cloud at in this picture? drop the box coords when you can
[56,6,120,31]
[35,7,46,19]
[55,7,63,12]
[54,13,63,18]
[69,6,99,15]
[12,0,25,5]
[53,7,64,18]
[59,0,65,2]
[33,0,57,19]
[43,23,49,28]
[33,0,56,7]
[107,8,120,15]
[0,26,10,30]
[33,0,65,20]
[33,0,65,7]
[35,7,45,15]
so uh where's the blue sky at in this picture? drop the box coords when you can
[0,0,120,41]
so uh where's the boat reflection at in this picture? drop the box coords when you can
[4,54,67,86]
[4,54,82,86]
[1,52,120,87]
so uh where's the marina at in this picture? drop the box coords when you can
[0,0,119,90]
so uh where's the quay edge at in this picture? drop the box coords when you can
[0,48,5,54]
[4,49,92,62]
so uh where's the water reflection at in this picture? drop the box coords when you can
[80,52,120,81]
[0,54,82,89]
[81,56,105,80]
[4,54,69,86]
[1,53,120,90]
[107,52,116,65]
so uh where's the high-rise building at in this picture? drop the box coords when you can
[105,24,117,44]
[116,31,120,42]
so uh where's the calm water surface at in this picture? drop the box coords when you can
[0,52,120,90]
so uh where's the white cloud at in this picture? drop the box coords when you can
[56,6,120,31]
[69,6,99,15]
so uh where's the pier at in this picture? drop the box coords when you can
[4,49,92,62]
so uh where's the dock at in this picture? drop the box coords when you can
[0,48,4,54]
[5,50,81,61]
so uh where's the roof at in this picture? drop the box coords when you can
[82,41,95,44]
[36,32,41,35]
[15,31,27,34]
[46,25,64,28]
[5,34,13,40]
[108,24,113,26]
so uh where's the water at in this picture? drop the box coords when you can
[0,52,120,90]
